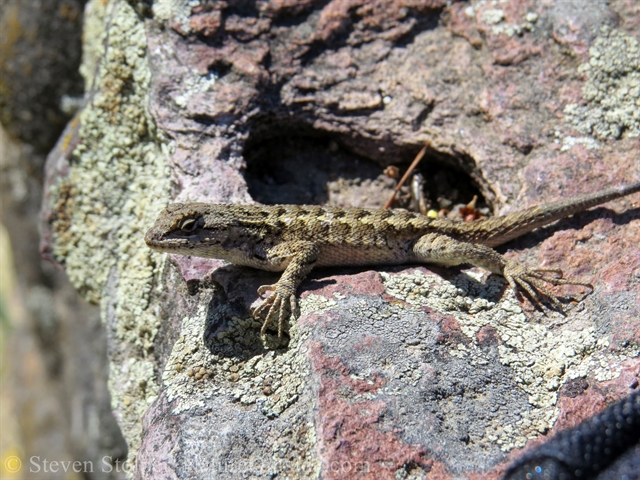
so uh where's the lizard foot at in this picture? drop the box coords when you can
[503,262,593,312]
[252,284,298,338]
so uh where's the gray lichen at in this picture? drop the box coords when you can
[380,269,639,450]
[564,27,640,139]
[163,303,311,419]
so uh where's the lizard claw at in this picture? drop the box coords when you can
[503,261,593,312]
[253,284,298,338]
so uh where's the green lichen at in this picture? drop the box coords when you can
[153,0,192,32]
[564,27,640,139]
[50,0,170,464]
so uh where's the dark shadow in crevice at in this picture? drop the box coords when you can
[244,130,383,205]
[268,0,332,28]
[242,117,489,210]
[394,9,442,49]
[202,276,272,359]
[412,103,435,131]
[208,60,232,78]
[224,0,261,18]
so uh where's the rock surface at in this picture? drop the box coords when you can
[40,0,640,478]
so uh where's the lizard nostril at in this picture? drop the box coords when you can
[144,229,157,247]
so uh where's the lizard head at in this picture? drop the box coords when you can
[145,203,233,257]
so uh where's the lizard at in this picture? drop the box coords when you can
[145,182,640,338]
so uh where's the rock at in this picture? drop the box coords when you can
[40,0,640,478]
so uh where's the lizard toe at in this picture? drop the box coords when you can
[255,291,294,337]
[257,284,277,295]
[504,260,591,313]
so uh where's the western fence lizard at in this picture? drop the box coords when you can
[146,182,640,337]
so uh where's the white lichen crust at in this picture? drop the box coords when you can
[163,304,311,419]
[162,301,319,476]
[380,269,639,451]
[564,27,640,139]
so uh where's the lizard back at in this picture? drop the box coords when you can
[145,203,439,269]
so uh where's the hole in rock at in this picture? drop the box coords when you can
[243,130,488,216]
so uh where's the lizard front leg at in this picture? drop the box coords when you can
[412,233,592,310]
[252,241,319,337]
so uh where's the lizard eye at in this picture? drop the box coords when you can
[179,218,198,233]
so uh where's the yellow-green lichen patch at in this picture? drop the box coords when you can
[53,0,170,309]
[152,0,192,29]
[564,27,640,139]
[49,0,171,460]
[163,303,311,418]
[380,269,639,450]
[109,357,158,468]
[78,0,110,89]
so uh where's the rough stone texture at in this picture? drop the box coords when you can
[40,0,640,478]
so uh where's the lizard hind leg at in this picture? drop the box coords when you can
[531,267,563,278]
[412,233,593,312]
[514,275,561,311]
[529,269,593,289]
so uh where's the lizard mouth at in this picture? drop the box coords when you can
[144,228,187,251]
[145,227,209,253]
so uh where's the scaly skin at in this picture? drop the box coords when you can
[146,182,640,337]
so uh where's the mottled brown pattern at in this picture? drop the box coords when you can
[146,182,640,336]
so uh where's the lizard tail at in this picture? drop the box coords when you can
[442,181,640,247]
